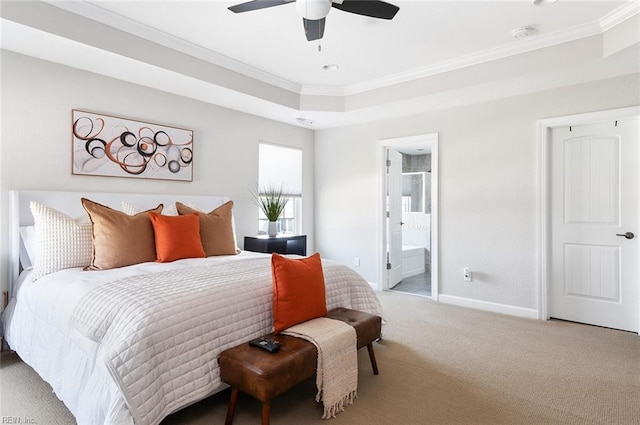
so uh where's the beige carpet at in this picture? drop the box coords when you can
[1,291,639,425]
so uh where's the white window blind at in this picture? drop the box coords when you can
[258,143,302,196]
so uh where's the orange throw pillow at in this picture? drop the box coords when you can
[148,212,206,263]
[271,252,327,333]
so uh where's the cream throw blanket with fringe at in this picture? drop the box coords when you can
[282,317,357,419]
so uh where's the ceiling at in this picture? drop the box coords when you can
[1,0,639,128]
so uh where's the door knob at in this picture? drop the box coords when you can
[616,232,635,240]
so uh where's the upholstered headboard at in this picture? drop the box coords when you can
[8,190,231,297]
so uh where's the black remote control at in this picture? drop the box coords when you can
[249,337,281,353]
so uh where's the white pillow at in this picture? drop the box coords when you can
[19,225,37,268]
[122,201,178,216]
[30,201,93,280]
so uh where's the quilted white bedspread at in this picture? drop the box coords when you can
[7,253,382,425]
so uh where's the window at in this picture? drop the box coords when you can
[258,143,302,235]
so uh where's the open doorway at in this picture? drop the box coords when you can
[394,158,432,296]
[378,134,439,300]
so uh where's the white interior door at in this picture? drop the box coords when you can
[387,148,403,288]
[550,118,639,332]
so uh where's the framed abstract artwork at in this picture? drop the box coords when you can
[71,110,193,181]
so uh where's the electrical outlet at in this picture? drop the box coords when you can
[463,268,472,282]
[354,257,360,267]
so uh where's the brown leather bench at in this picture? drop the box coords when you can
[219,308,382,425]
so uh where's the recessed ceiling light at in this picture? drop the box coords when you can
[512,26,536,39]
[322,64,339,71]
[533,0,558,5]
[296,117,315,126]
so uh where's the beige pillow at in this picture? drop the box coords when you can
[176,201,237,256]
[81,198,162,270]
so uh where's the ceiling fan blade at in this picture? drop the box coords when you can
[303,17,325,41]
[228,0,292,13]
[332,0,399,20]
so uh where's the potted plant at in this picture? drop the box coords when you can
[256,185,288,237]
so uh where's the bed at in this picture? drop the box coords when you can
[2,190,383,425]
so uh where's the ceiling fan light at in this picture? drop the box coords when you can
[295,0,332,20]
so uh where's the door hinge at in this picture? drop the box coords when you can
[386,262,392,270]
[386,159,391,167]
[386,211,390,218]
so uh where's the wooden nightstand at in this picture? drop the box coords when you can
[243,235,307,256]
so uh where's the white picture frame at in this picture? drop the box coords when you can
[71,109,193,181]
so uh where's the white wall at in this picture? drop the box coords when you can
[0,51,315,295]
[2,48,639,316]
[315,73,640,311]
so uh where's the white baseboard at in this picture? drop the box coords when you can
[438,294,538,320]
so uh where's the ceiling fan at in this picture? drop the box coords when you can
[228,0,400,41]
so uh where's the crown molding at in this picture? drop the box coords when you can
[42,0,639,99]
[300,85,347,96]
[42,0,303,94]
[599,0,640,32]
[339,20,605,96]
[304,1,640,97]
